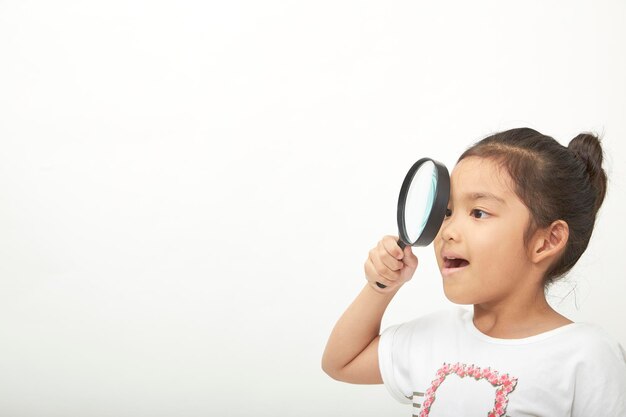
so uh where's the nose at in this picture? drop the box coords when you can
[439,216,459,242]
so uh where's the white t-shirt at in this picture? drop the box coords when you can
[378,307,626,417]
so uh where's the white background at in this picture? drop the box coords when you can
[1,1,625,416]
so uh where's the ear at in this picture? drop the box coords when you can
[530,220,569,265]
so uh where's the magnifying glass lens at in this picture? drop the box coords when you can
[404,161,437,243]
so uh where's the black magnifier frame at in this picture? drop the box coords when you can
[376,157,450,289]
[397,157,450,249]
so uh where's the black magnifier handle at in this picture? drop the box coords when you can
[375,238,407,289]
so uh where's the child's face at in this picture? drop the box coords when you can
[433,156,537,305]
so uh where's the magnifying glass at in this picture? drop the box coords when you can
[376,158,450,289]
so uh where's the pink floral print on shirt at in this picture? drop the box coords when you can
[419,362,518,417]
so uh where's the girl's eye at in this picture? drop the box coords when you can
[471,209,490,219]
[445,208,490,219]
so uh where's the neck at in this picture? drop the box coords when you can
[472,286,572,339]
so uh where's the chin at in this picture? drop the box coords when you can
[442,283,476,305]
[444,295,474,305]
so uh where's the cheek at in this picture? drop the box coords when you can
[433,239,443,265]
[473,230,527,273]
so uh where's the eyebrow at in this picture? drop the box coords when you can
[459,192,507,205]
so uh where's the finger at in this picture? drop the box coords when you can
[382,235,404,260]
[365,257,392,286]
[376,239,403,271]
[401,246,419,269]
[377,245,404,271]
[365,257,396,286]
[370,249,401,282]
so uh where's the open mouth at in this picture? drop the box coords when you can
[443,257,470,269]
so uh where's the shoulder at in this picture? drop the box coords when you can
[565,324,626,415]
[378,307,470,404]
[564,322,626,362]
[558,323,626,384]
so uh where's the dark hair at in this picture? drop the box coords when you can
[457,127,608,285]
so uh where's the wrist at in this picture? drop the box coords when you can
[365,281,402,298]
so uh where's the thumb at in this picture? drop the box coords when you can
[402,245,418,269]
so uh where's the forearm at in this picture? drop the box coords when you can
[321,283,399,377]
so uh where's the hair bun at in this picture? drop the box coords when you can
[568,132,607,212]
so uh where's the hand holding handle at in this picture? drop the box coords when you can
[375,238,407,289]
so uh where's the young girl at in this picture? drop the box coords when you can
[322,128,626,416]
